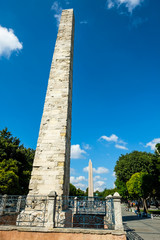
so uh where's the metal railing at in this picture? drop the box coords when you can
[0,195,48,227]
[0,194,115,229]
[55,196,114,229]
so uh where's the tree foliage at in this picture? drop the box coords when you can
[0,128,35,195]
[114,150,160,199]
[126,172,152,199]
[126,172,153,212]
[69,183,116,198]
[69,183,85,196]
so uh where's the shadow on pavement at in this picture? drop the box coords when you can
[123,215,149,222]
[123,223,144,240]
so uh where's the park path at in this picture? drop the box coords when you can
[122,205,160,240]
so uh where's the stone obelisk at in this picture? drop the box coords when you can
[88,159,94,197]
[28,9,74,197]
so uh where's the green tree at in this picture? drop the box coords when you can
[114,151,154,199]
[69,183,77,196]
[102,188,117,198]
[0,128,35,195]
[126,172,153,212]
[84,187,88,196]
[153,143,160,197]
[76,188,85,196]
[155,143,160,156]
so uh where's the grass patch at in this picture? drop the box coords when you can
[139,209,160,214]
[148,210,160,214]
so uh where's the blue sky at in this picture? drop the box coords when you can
[0,0,160,191]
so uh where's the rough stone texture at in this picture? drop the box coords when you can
[88,160,93,197]
[28,9,74,196]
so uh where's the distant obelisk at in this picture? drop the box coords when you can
[28,9,75,197]
[88,159,94,197]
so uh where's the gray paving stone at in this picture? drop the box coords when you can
[122,205,160,240]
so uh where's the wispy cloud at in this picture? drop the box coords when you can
[70,175,87,190]
[74,183,87,190]
[145,138,160,151]
[83,166,89,172]
[106,0,145,13]
[65,0,70,5]
[83,143,91,150]
[115,144,128,150]
[99,134,118,143]
[83,165,109,174]
[71,144,86,159]
[93,175,101,181]
[94,175,107,181]
[107,0,115,9]
[131,17,148,28]
[94,181,106,191]
[94,167,109,174]
[51,1,62,27]
[80,20,88,24]
[70,176,87,184]
[70,168,76,174]
[0,26,23,58]
[99,134,128,150]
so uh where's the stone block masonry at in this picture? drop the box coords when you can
[29,9,74,196]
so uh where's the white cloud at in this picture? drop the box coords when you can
[83,166,89,172]
[100,134,118,142]
[83,144,91,150]
[145,138,160,151]
[93,167,109,174]
[0,26,23,58]
[70,176,87,184]
[80,20,88,24]
[94,175,107,182]
[93,175,101,181]
[106,0,144,13]
[118,139,127,145]
[74,183,87,190]
[115,144,128,150]
[107,0,115,8]
[112,172,116,177]
[99,134,128,150]
[71,144,86,159]
[70,175,87,190]
[83,166,109,174]
[94,181,106,191]
[51,1,62,27]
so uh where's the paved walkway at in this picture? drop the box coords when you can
[122,206,160,240]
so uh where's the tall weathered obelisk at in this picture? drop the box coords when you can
[88,159,94,197]
[28,9,74,197]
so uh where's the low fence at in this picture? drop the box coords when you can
[0,195,48,227]
[0,192,123,230]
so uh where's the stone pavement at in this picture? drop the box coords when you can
[122,205,160,240]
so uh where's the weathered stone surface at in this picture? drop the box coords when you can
[113,193,123,231]
[28,9,74,196]
[88,160,94,197]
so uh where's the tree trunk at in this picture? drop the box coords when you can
[143,198,148,213]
